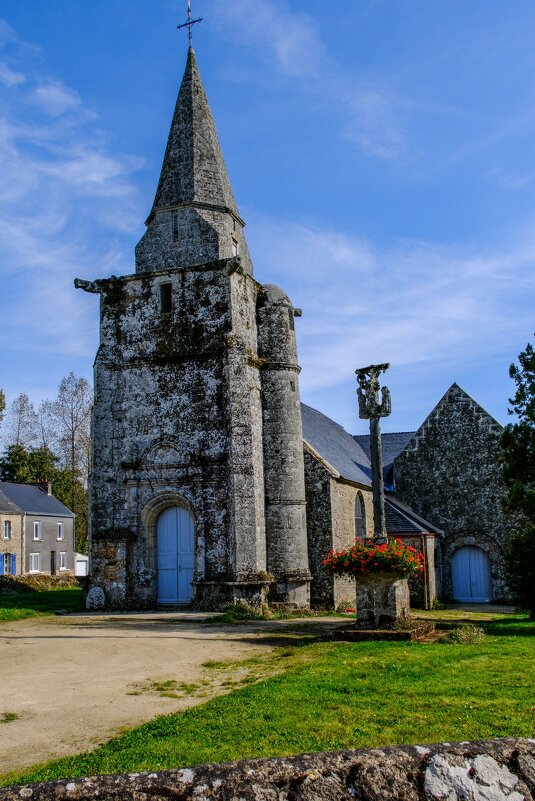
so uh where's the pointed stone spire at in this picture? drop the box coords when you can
[148,47,239,220]
[136,48,252,274]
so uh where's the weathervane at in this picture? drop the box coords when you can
[178,0,203,47]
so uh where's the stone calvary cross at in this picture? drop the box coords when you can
[355,363,392,543]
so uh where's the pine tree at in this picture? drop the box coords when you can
[500,338,535,617]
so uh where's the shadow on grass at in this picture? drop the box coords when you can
[481,616,535,637]
[0,589,85,614]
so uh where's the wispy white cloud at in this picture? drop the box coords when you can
[488,167,533,190]
[32,79,81,116]
[0,19,16,47]
[211,0,325,79]
[248,213,535,397]
[211,0,409,162]
[0,61,24,86]
[343,88,411,160]
[0,19,144,379]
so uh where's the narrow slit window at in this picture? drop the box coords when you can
[231,236,238,257]
[355,493,366,538]
[172,211,179,242]
[160,283,172,314]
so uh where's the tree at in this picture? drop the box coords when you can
[46,374,92,552]
[0,389,5,432]
[3,393,38,449]
[0,443,87,551]
[500,338,535,617]
[0,444,71,498]
[47,374,92,500]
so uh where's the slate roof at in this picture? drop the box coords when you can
[301,403,371,487]
[354,432,415,469]
[0,482,74,517]
[301,404,440,535]
[385,496,442,535]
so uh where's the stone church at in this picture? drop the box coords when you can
[79,47,510,611]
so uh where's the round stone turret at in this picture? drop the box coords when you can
[257,284,311,606]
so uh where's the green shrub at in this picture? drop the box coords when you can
[443,624,486,644]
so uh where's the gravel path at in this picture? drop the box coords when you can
[0,612,294,775]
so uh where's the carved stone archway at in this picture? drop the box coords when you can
[140,490,198,604]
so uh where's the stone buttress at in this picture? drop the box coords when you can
[76,47,310,609]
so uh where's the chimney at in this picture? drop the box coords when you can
[30,480,52,496]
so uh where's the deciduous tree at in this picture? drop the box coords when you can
[3,393,38,449]
[0,389,5,431]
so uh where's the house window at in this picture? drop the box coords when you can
[160,283,172,314]
[172,211,179,242]
[57,522,64,541]
[59,552,67,571]
[231,237,238,257]
[29,552,41,573]
[355,493,366,538]
[3,521,11,540]
[33,521,41,541]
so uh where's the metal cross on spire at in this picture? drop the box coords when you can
[177,0,203,47]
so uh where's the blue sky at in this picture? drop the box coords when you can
[0,0,534,435]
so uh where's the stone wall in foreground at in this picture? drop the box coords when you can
[1,738,534,801]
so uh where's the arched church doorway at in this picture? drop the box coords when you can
[451,546,492,603]
[156,506,195,605]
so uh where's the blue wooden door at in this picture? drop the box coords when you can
[451,546,492,602]
[156,506,195,604]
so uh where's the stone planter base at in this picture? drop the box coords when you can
[356,574,410,628]
[192,580,271,611]
[333,621,436,642]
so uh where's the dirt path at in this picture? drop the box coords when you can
[0,612,306,775]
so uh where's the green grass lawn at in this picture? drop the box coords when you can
[0,587,85,621]
[2,613,534,787]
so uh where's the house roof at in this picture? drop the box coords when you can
[0,486,20,515]
[385,495,442,535]
[0,482,74,517]
[301,403,371,487]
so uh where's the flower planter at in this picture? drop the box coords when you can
[323,539,423,629]
[355,573,410,629]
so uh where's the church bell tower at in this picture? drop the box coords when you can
[77,35,311,610]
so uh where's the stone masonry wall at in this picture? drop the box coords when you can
[87,256,267,609]
[303,451,333,607]
[0,513,21,575]
[330,480,374,609]
[395,384,511,601]
[2,739,533,801]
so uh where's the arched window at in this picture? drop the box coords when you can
[355,493,366,538]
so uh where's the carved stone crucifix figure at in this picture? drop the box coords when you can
[355,363,391,543]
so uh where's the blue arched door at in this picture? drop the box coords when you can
[156,506,195,605]
[451,546,492,603]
